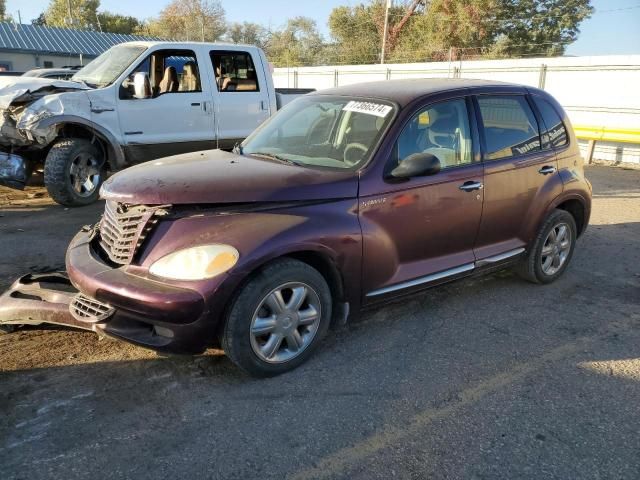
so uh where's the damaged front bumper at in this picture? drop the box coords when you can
[0,231,214,353]
[0,272,92,330]
[0,151,28,190]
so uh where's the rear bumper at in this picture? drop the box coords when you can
[63,230,213,353]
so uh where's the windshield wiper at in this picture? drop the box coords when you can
[247,152,299,166]
[71,79,98,88]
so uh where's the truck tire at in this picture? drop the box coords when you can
[44,138,106,207]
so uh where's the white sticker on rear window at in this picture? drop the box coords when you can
[343,101,392,118]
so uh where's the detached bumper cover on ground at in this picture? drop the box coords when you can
[0,272,90,330]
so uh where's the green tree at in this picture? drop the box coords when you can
[98,12,142,34]
[391,0,499,62]
[266,17,325,67]
[494,0,593,56]
[328,0,592,64]
[44,0,100,29]
[226,21,268,49]
[138,0,226,42]
[328,0,426,64]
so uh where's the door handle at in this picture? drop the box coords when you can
[459,181,484,192]
[190,102,201,107]
[538,165,557,175]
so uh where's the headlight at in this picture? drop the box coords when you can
[149,244,239,281]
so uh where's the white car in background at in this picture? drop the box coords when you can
[0,42,312,206]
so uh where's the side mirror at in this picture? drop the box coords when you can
[389,152,441,179]
[132,72,151,99]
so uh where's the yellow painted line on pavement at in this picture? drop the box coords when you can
[289,336,593,480]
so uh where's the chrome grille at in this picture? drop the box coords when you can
[98,201,168,265]
[69,293,115,323]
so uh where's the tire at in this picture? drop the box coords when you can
[0,325,17,334]
[222,258,332,377]
[516,209,577,284]
[44,138,105,207]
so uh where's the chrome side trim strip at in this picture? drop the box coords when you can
[366,263,475,297]
[475,247,525,268]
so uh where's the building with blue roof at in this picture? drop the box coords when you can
[0,22,160,72]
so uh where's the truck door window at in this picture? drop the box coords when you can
[477,96,541,160]
[122,49,201,99]
[210,51,259,92]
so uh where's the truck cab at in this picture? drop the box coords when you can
[0,42,309,206]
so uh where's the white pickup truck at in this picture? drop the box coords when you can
[0,41,312,206]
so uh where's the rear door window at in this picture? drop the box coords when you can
[210,51,260,92]
[533,97,568,149]
[477,96,541,160]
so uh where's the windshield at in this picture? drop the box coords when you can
[242,96,396,170]
[72,45,147,87]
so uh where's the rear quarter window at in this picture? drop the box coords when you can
[533,97,568,148]
[477,95,541,160]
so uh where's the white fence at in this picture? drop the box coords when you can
[274,55,640,164]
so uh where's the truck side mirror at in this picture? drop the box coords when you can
[133,72,151,99]
[389,152,441,179]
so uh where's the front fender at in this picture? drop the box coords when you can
[36,115,126,169]
[134,200,363,319]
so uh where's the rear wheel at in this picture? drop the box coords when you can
[222,259,332,377]
[44,138,105,207]
[516,209,577,284]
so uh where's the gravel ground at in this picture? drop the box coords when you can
[0,165,639,479]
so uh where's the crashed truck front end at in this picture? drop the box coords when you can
[0,79,91,189]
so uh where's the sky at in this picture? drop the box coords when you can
[7,0,640,56]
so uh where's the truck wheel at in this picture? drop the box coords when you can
[44,138,105,207]
[222,258,332,377]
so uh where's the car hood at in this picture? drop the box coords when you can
[100,149,359,205]
[0,77,89,108]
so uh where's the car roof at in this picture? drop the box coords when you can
[312,78,524,107]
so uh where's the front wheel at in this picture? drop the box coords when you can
[516,209,577,284]
[44,138,105,207]
[222,259,332,377]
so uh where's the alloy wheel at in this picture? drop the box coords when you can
[541,222,572,276]
[69,152,102,197]
[250,282,322,364]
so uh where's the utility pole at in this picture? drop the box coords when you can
[66,0,74,26]
[381,0,391,64]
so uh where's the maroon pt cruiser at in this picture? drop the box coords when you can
[1,79,592,376]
